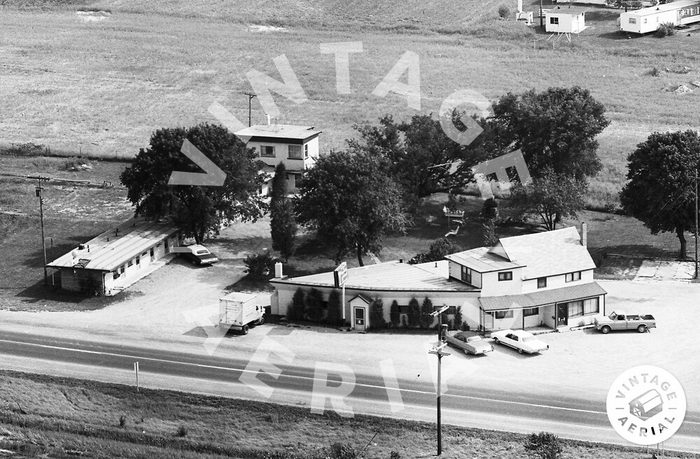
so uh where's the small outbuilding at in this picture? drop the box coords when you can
[545,7,587,34]
[46,218,180,296]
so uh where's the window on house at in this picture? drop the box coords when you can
[550,17,559,25]
[494,310,514,319]
[135,256,140,266]
[506,166,520,183]
[113,271,119,279]
[446,306,457,315]
[486,173,498,182]
[399,305,409,315]
[537,277,547,289]
[523,307,539,317]
[461,266,472,284]
[119,265,125,274]
[629,17,636,24]
[569,300,584,318]
[583,298,599,315]
[127,260,133,267]
[304,144,309,158]
[565,271,582,282]
[261,145,275,157]
[498,271,513,281]
[288,145,303,159]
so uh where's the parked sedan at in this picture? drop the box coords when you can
[180,244,219,266]
[491,329,549,354]
[445,332,494,356]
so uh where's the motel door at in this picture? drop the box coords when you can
[556,303,568,327]
[354,307,366,332]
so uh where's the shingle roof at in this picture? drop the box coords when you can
[479,282,607,312]
[46,218,179,272]
[445,247,525,273]
[271,260,479,292]
[235,124,321,141]
[494,226,595,279]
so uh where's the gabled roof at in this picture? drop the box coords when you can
[46,218,179,272]
[447,226,595,279]
[271,260,479,292]
[235,124,321,142]
[479,282,607,312]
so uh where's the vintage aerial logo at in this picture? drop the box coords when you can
[606,365,686,446]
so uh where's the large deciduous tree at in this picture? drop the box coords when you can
[620,130,700,259]
[270,163,297,261]
[509,168,586,231]
[349,114,485,209]
[120,123,266,243]
[477,86,609,181]
[295,149,408,266]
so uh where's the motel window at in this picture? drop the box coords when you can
[261,145,275,157]
[150,248,154,257]
[569,300,584,318]
[288,145,303,159]
[127,260,133,267]
[506,166,520,183]
[486,173,498,182]
[113,271,119,279]
[399,305,409,315]
[119,265,125,274]
[583,298,599,315]
[304,144,309,158]
[135,256,140,266]
[523,307,539,317]
[446,306,458,315]
[494,310,514,320]
[565,271,582,282]
[537,277,547,289]
[498,271,513,281]
[461,266,472,284]
[643,18,647,23]
[550,17,559,25]
[629,18,636,24]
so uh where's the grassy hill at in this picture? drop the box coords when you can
[1,0,699,208]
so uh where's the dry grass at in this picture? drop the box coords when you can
[0,370,695,458]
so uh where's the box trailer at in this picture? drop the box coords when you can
[219,292,269,334]
[620,0,700,33]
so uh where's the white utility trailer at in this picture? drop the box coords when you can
[620,0,700,33]
[219,292,269,334]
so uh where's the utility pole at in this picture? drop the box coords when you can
[34,176,49,286]
[695,168,698,280]
[428,306,450,456]
[539,0,544,29]
[244,92,257,127]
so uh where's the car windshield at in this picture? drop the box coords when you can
[195,250,210,255]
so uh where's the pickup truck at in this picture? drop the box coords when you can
[594,311,656,334]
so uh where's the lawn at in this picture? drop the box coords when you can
[1,1,699,209]
[0,370,695,458]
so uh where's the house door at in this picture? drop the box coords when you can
[556,303,568,327]
[354,307,366,332]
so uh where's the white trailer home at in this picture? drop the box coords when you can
[545,8,588,33]
[219,292,268,334]
[620,0,700,34]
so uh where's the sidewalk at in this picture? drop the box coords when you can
[633,260,696,282]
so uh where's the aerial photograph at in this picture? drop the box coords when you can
[1,0,699,457]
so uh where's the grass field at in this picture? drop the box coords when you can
[1,0,699,209]
[0,370,695,458]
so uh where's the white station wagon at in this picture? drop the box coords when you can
[491,329,549,354]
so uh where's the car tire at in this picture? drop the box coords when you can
[601,326,611,334]
[518,348,523,354]
[637,324,647,333]
[258,315,265,326]
[493,337,499,344]
[242,325,249,335]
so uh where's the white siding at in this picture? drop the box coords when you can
[521,268,594,293]
[480,268,523,296]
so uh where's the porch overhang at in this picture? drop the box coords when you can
[479,282,607,312]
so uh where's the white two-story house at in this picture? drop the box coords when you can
[269,224,606,332]
[235,124,321,194]
[445,224,606,331]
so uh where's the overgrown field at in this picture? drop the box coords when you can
[1,1,699,209]
[0,370,694,458]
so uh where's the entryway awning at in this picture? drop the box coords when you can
[479,282,607,312]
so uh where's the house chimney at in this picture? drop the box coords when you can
[581,222,588,247]
[274,262,283,278]
[517,0,523,13]
[266,114,271,125]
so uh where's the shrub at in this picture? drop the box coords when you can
[498,4,510,18]
[482,219,498,247]
[329,442,358,459]
[244,251,280,281]
[401,315,408,328]
[454,306,463,330]
[390,452,401,459]
[524,432,563,459]
[407,297,420,327]
[306,288,325,322]
[118,415,126,428]
[390,300,400,327]
[288,288,306,321]
[409,238,456,264]
[369,297,386,329]
[327,289,342,326]
[176,425,188,437]
[420,298,434,329]
[649,67,661,77]
[655,22,676,37]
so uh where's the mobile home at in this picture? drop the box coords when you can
[620,0,700,34]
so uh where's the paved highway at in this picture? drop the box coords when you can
[0,330,698,453]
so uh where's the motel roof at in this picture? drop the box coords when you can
[623,0,699,16]
[446,226,596,280]
[270,260,479,292]
[46,218,179,272]
[544,7,588,16]
[479,282,607,312]
[235,124,322,143]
